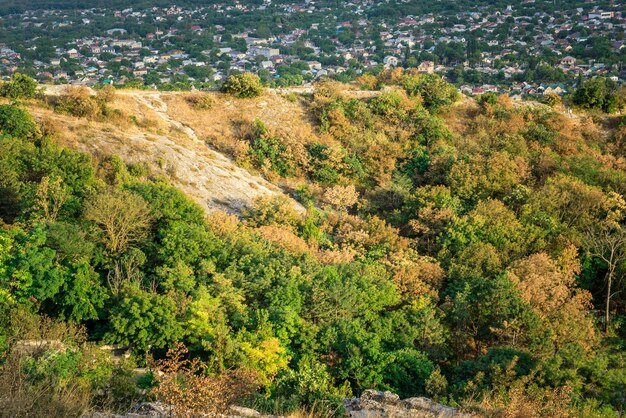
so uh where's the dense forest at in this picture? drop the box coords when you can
[1,72,626,417]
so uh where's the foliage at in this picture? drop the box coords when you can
[83,188,153,254]
[542,93,562,108]
[0,86,625,418]
[572,78,624,113]
[0,309,141,416]
[150,343,259,417]
[222,72,264,98]
[247,119,294,177]
[53,85,119,119]
[54,86,101,118]
[0,72,38,100]
[185,93,214,110]
[403,73,459,110]
[105,285,183,351]
[479,92,498,106]
[0,104,37,138]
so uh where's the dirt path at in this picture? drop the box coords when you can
[135,93,199,140]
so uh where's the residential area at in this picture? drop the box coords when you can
[1,0,625,96]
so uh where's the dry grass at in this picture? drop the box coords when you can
[166,91,317,153]
[149,343,259,417]
[27,90,302,215]
[285,401,340,418]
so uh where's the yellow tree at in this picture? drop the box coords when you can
[508,249,596,351]
[84,189,152,254]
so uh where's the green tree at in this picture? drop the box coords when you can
[403,74,459,111]
[83,189,152,254]
[0,104,37,138]
[573,78,623,113]
[106,286,183,351]
[222,72,264,98]
[0,73,38,100]
[383,348,435,397]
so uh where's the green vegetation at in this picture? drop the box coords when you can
[1,72,626,417]
[0,104,37,138]
[185,93,214,110]
[403,73,460,110]
[247,119,295,177]
[0,72,38,101]
[222,73,265,98]
[573,77,624,113]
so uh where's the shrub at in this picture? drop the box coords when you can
[150,343,259,416]
[0,73,38,100]
[383,348,435,398]
[185,93,214,110]
[573,77,623,113]
[95,84,117,104]
[222,73,264,98]
[284,92,299,103]
[55,86,100,118]
[368,90,414,121]
[479,92,498,106]
[0,104,37,138]
[403,74,459,110]
[247,119,294,177]
[542,93,562,108]
[244,195,302,230]
[322,184,359,211]
[356,73,378,90]
[307,142,341,185]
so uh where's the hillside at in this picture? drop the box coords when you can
[2,72,626,418]
[28,87,310,214]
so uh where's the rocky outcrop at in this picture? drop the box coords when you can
[86,402,172,418]
[344,390,474,418]
[85,404,281,418]
[87,390,473,418]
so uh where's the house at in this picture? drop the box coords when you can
[106,28,127,35]
[479,85,499,93]
[383,55,399,67]
[560,56,576,66]
[248,46,280,58]
[542,85,565,95]
[307,61,322,71]
[417,61,435,73]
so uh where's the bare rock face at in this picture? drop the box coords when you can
[85,403,281,418]
[344,390,474,418]
[37,88,305,216]
[85,402,173,417]
[87,390,473,418]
